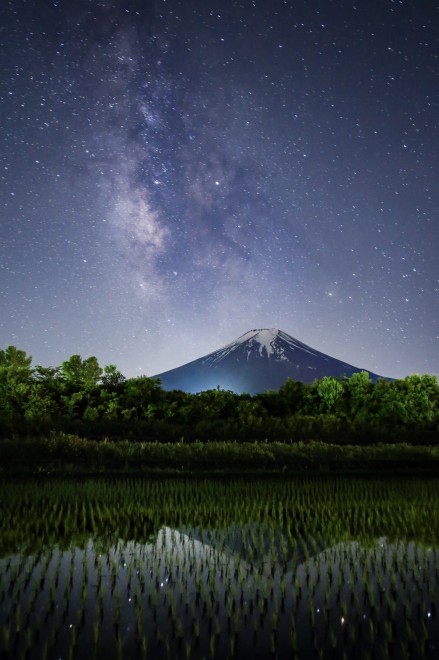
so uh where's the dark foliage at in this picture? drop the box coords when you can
[0,346,438,447]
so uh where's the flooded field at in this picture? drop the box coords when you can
[1,477,439,658]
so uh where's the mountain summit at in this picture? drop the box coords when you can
[155,328,385,394]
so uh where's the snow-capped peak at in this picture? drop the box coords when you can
[155,327,385,394]
[236,328,280,357]
[203,328,320,365]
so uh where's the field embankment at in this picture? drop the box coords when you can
[1,433,439,475]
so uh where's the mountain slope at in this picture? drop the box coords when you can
[154,328,385,394]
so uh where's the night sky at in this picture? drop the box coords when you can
[1,0,438,380]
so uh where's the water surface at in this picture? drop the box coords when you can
[1,477,438,658]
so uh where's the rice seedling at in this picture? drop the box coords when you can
[1,476,439,657]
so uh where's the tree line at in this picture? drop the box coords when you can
[1,346,438,444]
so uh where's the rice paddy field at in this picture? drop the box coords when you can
[1,476,439,659]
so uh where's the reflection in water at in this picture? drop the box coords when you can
[1,527,439,658]
[1,476,439,658]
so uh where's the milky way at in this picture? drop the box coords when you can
[1,0,438,379]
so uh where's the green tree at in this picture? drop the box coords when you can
[33,365,62,383]
[81,356,102,387]
[119,376,163,420]
[257,378,308,417]
[60,355,83,385]
[23,386,56,420]
[101,364,125,387]
[60,355,102,388]
[98,390,121,420]
[193,389,237,421]
[345,371,374,419]
[316,376,344,412]
[234,396,266,426]
[367,375,439,429]
[0,346,32,372]
[59,355,102,419]
[0,346,33,418]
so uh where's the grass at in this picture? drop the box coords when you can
[1,432,439,474]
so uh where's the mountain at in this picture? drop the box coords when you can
[154,328,385,394]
